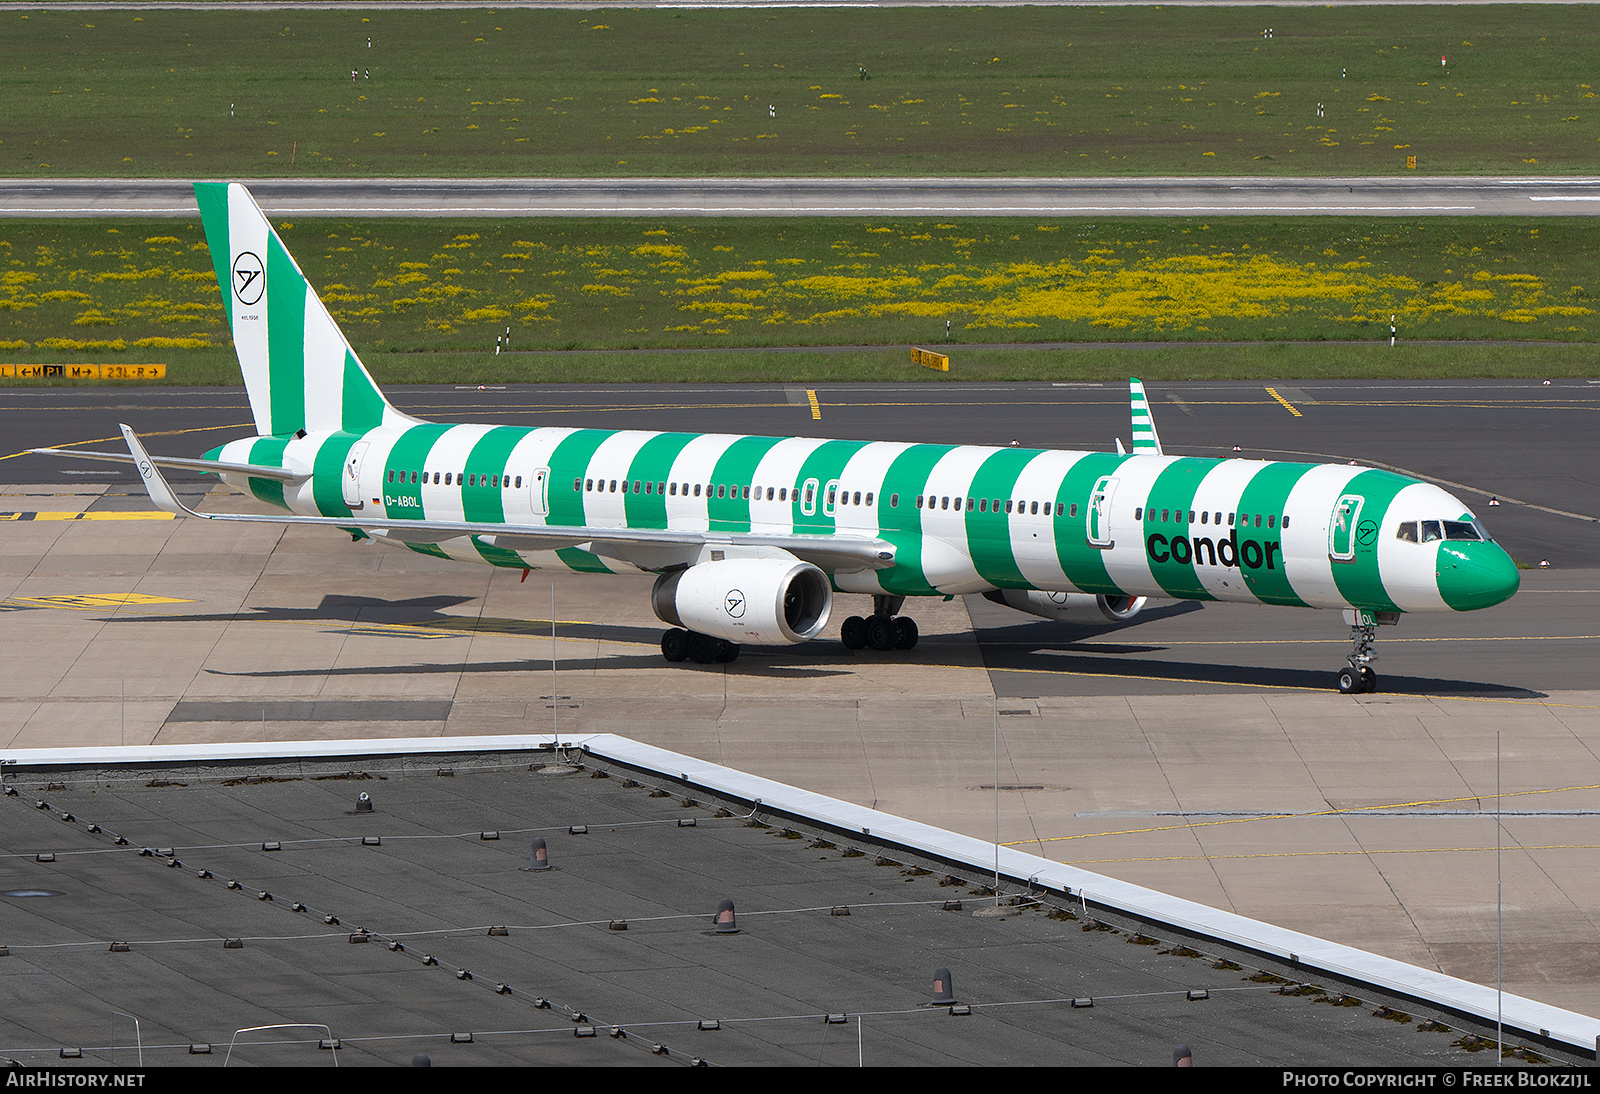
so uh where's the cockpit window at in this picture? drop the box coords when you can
[1399,519,1489,544]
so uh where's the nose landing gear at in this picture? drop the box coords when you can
[1336,609,1397,694]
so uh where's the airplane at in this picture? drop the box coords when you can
[34,182,1521,694]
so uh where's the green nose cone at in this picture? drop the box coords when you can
[1437,542,1520,611]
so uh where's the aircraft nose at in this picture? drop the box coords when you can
[1437,541,1520,611]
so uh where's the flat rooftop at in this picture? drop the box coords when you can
[1,741,1583,1068]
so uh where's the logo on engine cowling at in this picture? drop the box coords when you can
[724,589,746,618]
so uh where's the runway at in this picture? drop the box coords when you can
[5,176,1600,218]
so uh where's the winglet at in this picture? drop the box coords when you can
[120,424,197,518]
[1129,377,1163,456]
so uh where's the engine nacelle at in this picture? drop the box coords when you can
[652,558,833,645]
[984,589,1147,625]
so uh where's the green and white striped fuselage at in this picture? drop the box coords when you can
[210,422,1509,616]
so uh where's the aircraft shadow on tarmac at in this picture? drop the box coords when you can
[102,593,1543,697]
[972,615,1546,699]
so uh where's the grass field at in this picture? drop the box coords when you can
[5,6,1600,177]
[3,215,1596,367]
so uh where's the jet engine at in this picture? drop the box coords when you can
[984,589,1147,625]
[652,558,833,645]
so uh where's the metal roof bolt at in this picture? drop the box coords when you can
[356,792,373,813]
[930,967,956,1005]
[411,1054,431,1067]
[530,837,552,871]
[713,897,739,934]
[1174,1044,1193,1067]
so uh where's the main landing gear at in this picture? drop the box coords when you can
[1336,613,1384,694]
[660,628,740,665]
[840,595,920,653]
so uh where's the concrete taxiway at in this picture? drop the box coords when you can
[5,176,1600,218]
[3,379,1598,1022]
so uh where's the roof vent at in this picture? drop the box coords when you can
[355,792,373,814]
[411,1054,430,1067]
[930,968,955,1005]
[1174,1044,1193,1067]
[713,898,739,934]
[529,837,551,871]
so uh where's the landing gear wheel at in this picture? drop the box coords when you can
[715,639,741,664]
[892,616,919,651]
[841,615,867,650]
[1358,666,1377,693]
[687,631,720,665]
[1337,667,1361,695]
[865,614,896,651]
[661,628,689,663]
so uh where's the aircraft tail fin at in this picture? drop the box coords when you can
[1129,377,1163,456]
[193,182,412,438]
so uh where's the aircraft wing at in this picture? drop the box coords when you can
[115,426,896,573]
[28,445,309,484]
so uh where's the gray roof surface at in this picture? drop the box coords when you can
[0,750,1574,1068]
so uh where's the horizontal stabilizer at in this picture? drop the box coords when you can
[29,446,307,483]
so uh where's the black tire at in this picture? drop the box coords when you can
[865,614,895,651]
[841,615,867,650]
[1337,667,1360,694]
[688,631,720,664]
[661,628,689,662]
[715,640,740,664]
[893,616,919,650]
[1359,666,1377,694]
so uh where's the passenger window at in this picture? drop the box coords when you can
[1283,516,1290,529]
[942,497,950,511]
[853,491,862,506]
[742,486,750,500]
[433,472,441,485]
[1254,515,1262,528]
[1030,502,1038,515]
[695,484,702,497]
[1043,502,1052,516]
[953,497,963,512]
[978,499,988,513]
[890,493,898,508]
[916,496,924,508]
[779,487,787,501]
[866,492,874,507]
[1267,515,1275,529]
[387,470,395,483]
[1070,503,1079,518]
[1135,507,1143,520]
